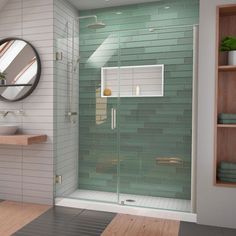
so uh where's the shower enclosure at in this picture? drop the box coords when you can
[55,0,199,214]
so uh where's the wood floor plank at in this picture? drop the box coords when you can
[102,214,180,236]
[0,201,51,236]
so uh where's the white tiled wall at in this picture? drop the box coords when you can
[54,0,79,198]
[0,0,54,205]
[1,0,79,205]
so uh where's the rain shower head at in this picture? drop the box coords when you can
[77,15,106,29]
[87,22,106,29]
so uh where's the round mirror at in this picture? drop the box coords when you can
[0,38,41,102]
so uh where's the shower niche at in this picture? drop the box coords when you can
[101,65,164,97]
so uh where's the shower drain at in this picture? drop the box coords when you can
[125,199,136,203]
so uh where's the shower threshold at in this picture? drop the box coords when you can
[55,190,196,222]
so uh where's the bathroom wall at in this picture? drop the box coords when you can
[53,0,79,198]
[78,0,199,200]
[197,0,236,229]
[0,0,54,205]
[0,0,8,11]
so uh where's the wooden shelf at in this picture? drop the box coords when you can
[218,65,236,72]
[0,135,47,146]
[217,124,236,128]
[215,181,236,188]
[219,5,236,16]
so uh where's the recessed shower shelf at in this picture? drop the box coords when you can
[0,134,47,146]
[101,65,164,97]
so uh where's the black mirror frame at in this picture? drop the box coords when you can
[0,37,41,102]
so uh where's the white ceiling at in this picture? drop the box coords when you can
[67,0,159,10]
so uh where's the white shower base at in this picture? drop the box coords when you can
[56,190,196,222]
[68,189,191,212]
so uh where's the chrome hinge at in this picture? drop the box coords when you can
[55,175,62,184]
[55,52,63,61]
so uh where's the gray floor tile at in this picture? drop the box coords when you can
[179,222,236,236]
[222,228,236,236]
[13,206,116,236]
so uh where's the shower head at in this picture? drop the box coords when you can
[87,22,106,29]
[77,15,106,30]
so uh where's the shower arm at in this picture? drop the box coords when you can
[76,15,98,23]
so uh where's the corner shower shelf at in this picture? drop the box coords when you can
[0,134,47,146]
[0,84,33,87]
[101,65,164,97]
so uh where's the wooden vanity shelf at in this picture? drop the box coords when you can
[214,4,236,187]
[0,135,47,146]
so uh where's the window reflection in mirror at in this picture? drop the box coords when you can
[0,38,41,102]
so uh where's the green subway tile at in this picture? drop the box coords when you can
[78,0,199,201]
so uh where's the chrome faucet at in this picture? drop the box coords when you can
[3,111,9,117]
[1,110,24,117]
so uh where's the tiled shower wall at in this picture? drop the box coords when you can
[79,0,199,199]
[54,0,79,198]
[0,0,54,204]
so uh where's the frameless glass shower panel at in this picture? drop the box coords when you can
[55,18,79,199]
[77,29,120,203]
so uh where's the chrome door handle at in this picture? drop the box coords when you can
[111,108,114,129]
[113,108,116,129]
[111,108,117,130]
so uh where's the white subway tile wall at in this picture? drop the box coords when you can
[0,0,79,205]
[0,0,54,205]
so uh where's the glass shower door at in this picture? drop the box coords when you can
[77,32,120,203]
[117,27,194,212]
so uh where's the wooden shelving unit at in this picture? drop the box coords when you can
[215,4,236,187]
[218,65,236,72]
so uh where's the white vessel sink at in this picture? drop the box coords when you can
[0,125,18,135]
